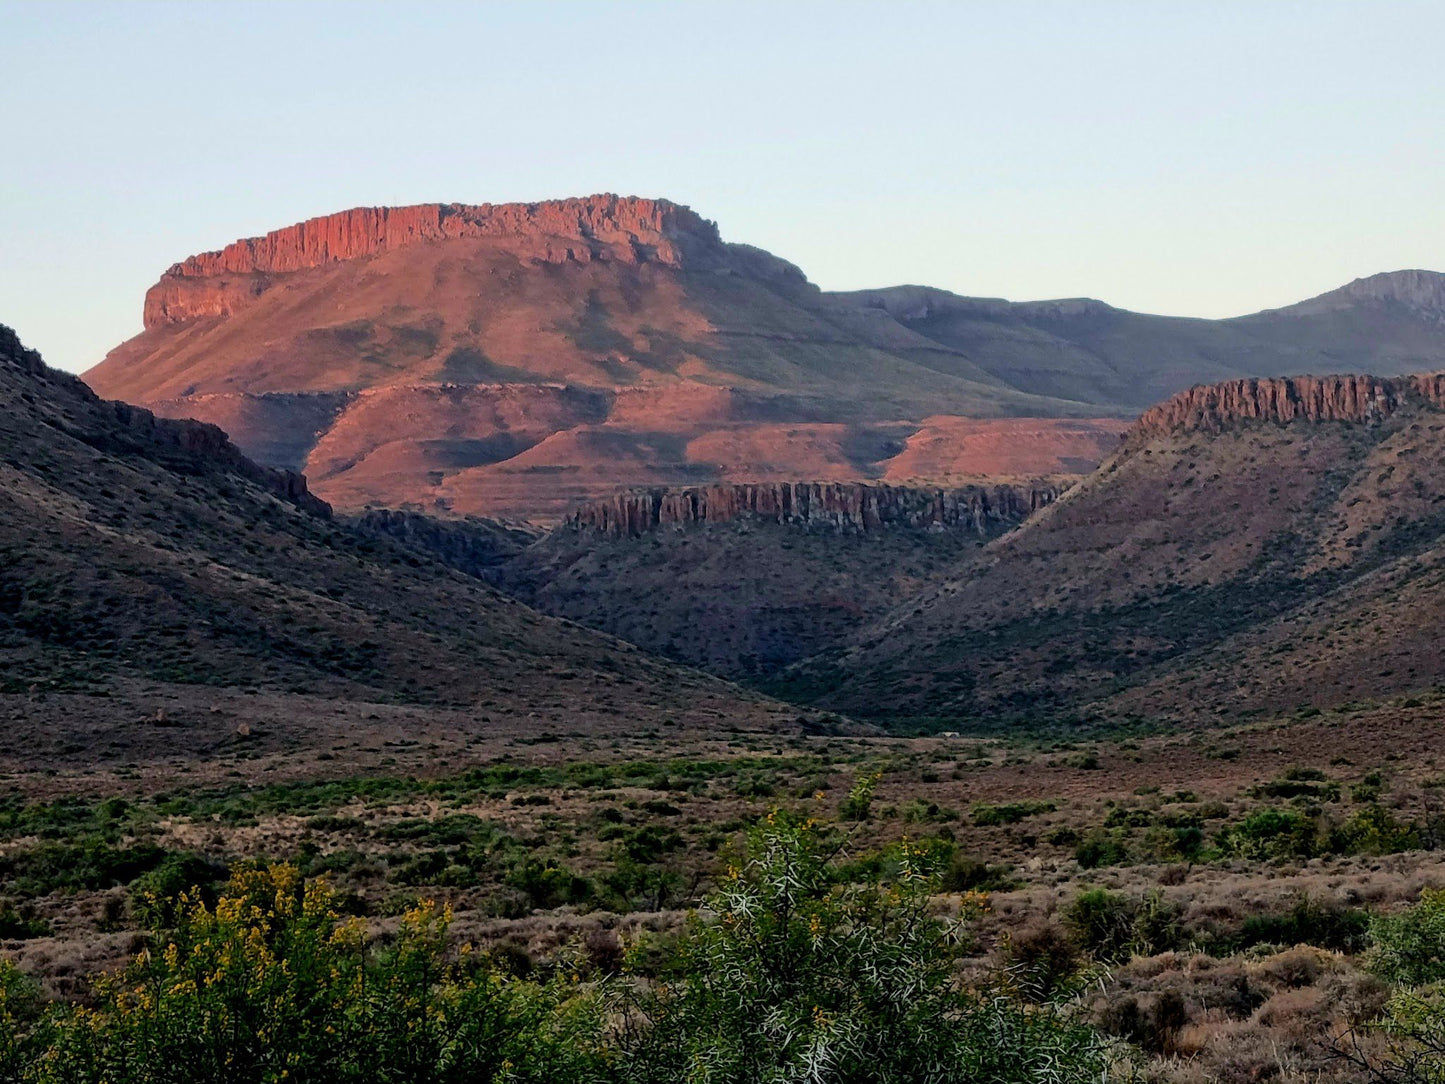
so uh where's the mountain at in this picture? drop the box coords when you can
[84,197,1445,521]
[83,197,1127,520]
[0,324,788,765]
[837,269,1445,410]
[775,373,1445,727]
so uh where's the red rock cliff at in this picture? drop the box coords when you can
[1131,374,1445,441]
[144,196,726,328]
[564,482,1063,539]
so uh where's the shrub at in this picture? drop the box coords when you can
[972,799,1056,826]
[1065,888,1181,963]
[1004,922,1083,1000]
[1235,894,1371,953]
[1075,828,1132,869]
[839,771,880,821]
[1216,806,1321,860]
[0,822,1117,1084]
[1331,803,1417,855]
[617,814,1111,1083]
[1369,888,1445,986]
[28,864,609,1084]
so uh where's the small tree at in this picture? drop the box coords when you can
[615,813,1112,1084]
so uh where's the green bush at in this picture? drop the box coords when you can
[0,822,1115,1084]
[1370,888,1445,986]
[972,799,1056,826]
[19,865,608,1084]
[1064,888,1181,963]
[1235,894,1370,953]
[1216,806,1321,860]
[617,814,1111,1083]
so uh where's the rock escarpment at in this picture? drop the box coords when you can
[564,482,1062,538]
[1131,374,1445,441]
[1,325,325,515]
[144,196,752,327]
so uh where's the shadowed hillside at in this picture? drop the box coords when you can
[775,374,1445,727]
[0,324,790,767]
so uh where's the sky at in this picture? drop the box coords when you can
[3,0,1443,375]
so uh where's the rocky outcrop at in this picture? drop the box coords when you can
[144,196,732,327]
[1,324,327,515]
[1131,374,1445,441]
[564,482,1063,539]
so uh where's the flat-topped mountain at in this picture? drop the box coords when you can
[776,372,1445,726]
[86,197,1445,520]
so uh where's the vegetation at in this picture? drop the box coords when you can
[0,816,1114,1083]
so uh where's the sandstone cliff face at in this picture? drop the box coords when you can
[1131,374,1445,441]
[564,482,1062,539]
[144,196,731,327]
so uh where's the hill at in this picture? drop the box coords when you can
[838,269,1445,410]
[84,198,1445,522]
[0,324,790,771]
[775,373,1445,726]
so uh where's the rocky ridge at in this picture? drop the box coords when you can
[1,325,324,514]
[144,196,739,327]
[563,481,1063,539]
[1131,373,1445,441]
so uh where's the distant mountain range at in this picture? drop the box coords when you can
[83,196,1445,520]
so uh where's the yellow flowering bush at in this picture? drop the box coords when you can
[24,864,608,1084]
[0,823,1113,1083]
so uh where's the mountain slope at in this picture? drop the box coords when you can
[478,481,1060,680]
[776,374,1445,726]
[0,324,783,736]
[836,269,1445,411]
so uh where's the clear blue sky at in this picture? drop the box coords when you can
[4,0,1443,374]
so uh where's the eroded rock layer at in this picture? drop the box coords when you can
[1133,374,1445,440]
[145,197,724,327]
[564,482,1062,538]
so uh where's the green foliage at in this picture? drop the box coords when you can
[1216,806,1322,860]
[971,799,1055,826]
[0,821,1116,1083]
[21,865,609,1084]
[1355,890,1445,1083]
[1331,803,1418,856]
[1234,894,1371,953]
[618,813,1111,1083]
[1370,888,1445,986]
[839,771,880,821]
[0,901,50,939]
[1064,888,1181,964]
[0,838,174,898]
[1074,828,1132,869]
[0,959,50,1080]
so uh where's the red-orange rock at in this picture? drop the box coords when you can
[1131,374,1445,441]
[144,196,726,328]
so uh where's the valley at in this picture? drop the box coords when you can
[8,209,1445,1083]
